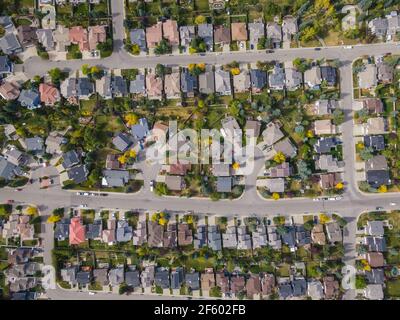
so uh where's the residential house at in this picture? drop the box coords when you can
[66,164,88,184]
[365,221,385,236]
[265,178,285,193]
[314,137,339,154]
[365,155,390,188]
[112,133,132,152]
[164,71,181,99]
[0,33,22,55]
[93,269,109,287]
[146,22,163,48]
[217,176,232,193]
[319,173,342,190]
[185,272,200,292]
[179,26,195,53]
[272,138,297,158]
[69,26,89,51]
[365,117,387,135]
[101,170,130,188]
[141,265,155,289]
[116,220,133,242]
[146,72,163,100]
[52,25,70,52]
[130,29,146,52]
[261,121,284,146]
[364,135,385,151]
[314,119,336,135]
[18,90,40,110]
[278,280,293,299]
[313,99,338,115]
[368,18,388,38]
[311,224,326,245]
[147,221,164,247]
[315,154,344,173]
[281,226,296,251]
[366,252,385,268]
[325,222,342,244]
[237,226,252,250]
[125,268,141,289]
[109,267,124,287]
[292,278,307,297]
[197,24,213,51]
[377,62,393,84]
[36,29,54,50]
[246,274,261,299]
[269,64,285,90]
[364,98,384,114]
[194,224,207,249]
[320,66,337,86]
[130,74,146,95]
[284,63,302,90]
[54,218,70,241]
[180,67,197,96]
[177,223,193,246]
[201,269,215,295]
[163,20,179,47]
[17,25,37,47]
[364,236,387,252]
[76,77,94,99]
[282,16,298,45]
[231,23,248,42]
[165,175,184,191]
[62,150,80,169]
[365,284,384,300]
[214,25,230,45]
[387,11,400,39]
[248,22,264,50]
[307,280,324,300]
[0,81,20,100]
[358,64,377,90]
[231,274,246,298]
[102,218,116,245]
[197,65,213,94]
[111,76,128,97]
[88,25,107,51]
[245,120,261,138]
[261,273,275,297]
[155,267,170,289]
[0,55,13,78]
[61,266,78,286]
[132,220,147,246]
[23,136,44,154]
[39,83,60,106]
[214,68,231,96]
[266,22,282,48]
[323,276,339,299]
[295,225,311,246]
[252,224,268,248]
[208,225,222,251]
[0,157,18,180]
[131,118,149,140]
[233,68,250,93]
[304,65,322,89]
[223,225,237,249]
[96,75,112,99]
[69,217,86,245]
[171,267,184,291]
[265,162,292,178]
[250,69,267,93]
[163,223,177,248]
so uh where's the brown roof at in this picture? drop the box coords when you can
[323,276,339,299]
[0,81,20,100]
[214,25,230,44]
[246,274,261,298]
[162,20,179,46]
[261,273,275,295]
[201,270,215,291]
[152,121,169,140]
[169,163,191,175]
[69,26,89,51]
[364,98,384,114]
[39,83,60,106]
[88,25,107,51]
[163,223,177,248]
[148,221,164,247]
[319,173,340,190]
[215,272,230,294]
[230,275,246,294]
[106,154,122,170]
[146,22,163,48]
[178,223,193,246]
[231,23,248,41]
[367,252,384,268]
[17,25,37,45]
[311,224,326,245]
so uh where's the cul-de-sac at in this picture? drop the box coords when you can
[1,0,400,301]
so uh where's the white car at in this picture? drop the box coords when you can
[390,202,397,206]
[328,197,336,201]
[79,204,88,208]
[88,292,95,295]
[83,192,90,196]
[343,45,353,49]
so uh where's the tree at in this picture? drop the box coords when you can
[230,68,240,76]
[232,162,240,171]
[319,213,331,224]
[155,64,166,78]
[355,275,367,289]
[194,15,206,25]
[130,44,140,55]
[25,206,38,216]
[335,182,344,190]
[47,215,61,223]
[273,152,286,164]
[359,147,374,161]
[378,185,387,193]
[125,113,138,126]
[154,39,172,55]
[332,109,345,125]
[81,64,90,75]
[272,193,280,200]
[301,26,317,42]
[118,155,127,165]
[297,160,312,180]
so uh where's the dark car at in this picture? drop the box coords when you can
[266,49,274,53]
[314,47,321,51]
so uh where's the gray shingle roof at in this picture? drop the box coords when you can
[18,90,40,109]
[0,33,22,55]
[181,68,198,93]
[0,156,17,180]
[125,270,141,287]
[217,176,232,193]
[77,78,94,97]
[102,169,130,187]
[62,150,80,169]
[130,74,146,94]
[155,268,170,289]
[25,136,44,152]
[67,164,88,184]
[112,133,133,152]
[129,29,146,51]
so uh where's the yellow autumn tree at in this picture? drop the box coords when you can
[129,149,137,158]
[378,185,387,193]
[194,15,206,25]
[186,215,194,225]
[188,63,196,71]
[151,213,159,222]
[198,99,205,109]
[230,68,241,76]
[118,155,127,164]
[306,130,314,138]
[197,63,205,71]
[273,152,286,164]
[356,141,365,150]
[232,162,240,171]
[272,193,280,200]
[335,182,344,190]
[25,206,38,216]
[47,215,61,223]
[319,213,331,224]
[124,113,138,126]
[159,217,168,226]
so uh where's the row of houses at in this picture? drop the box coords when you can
[130,16,298,54]
[368,11,400,41]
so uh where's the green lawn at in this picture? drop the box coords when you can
[386,279,400,298]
